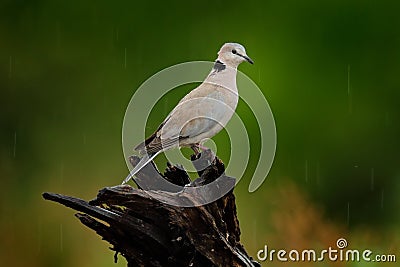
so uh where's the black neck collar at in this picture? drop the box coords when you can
[213,60,226,72]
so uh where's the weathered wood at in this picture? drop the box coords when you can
[42,150,259,267]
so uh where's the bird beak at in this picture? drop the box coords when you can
[238,53,254,64]
[244,55,254,64]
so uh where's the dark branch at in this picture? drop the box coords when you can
[42,150,260,267]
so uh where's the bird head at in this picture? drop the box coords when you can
[217,43,254,67]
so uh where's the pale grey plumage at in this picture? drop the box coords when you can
[122,43,253,184]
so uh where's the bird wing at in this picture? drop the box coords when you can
[160,83,237,139]
[135,82,237,155]
[134,116,185,155]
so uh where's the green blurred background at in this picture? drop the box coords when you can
[1,0,399,266]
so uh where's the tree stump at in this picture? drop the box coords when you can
[42,150,260,267]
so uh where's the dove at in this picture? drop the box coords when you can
[122,42,253,184]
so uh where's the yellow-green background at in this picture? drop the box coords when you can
[1,0,399,266]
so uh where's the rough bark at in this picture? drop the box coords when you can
[42,150,260,267]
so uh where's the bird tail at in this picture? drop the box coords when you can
[122,152,159,185]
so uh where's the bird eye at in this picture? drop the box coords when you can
[231,49,237,54]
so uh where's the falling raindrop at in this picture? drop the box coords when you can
[370,168,374,191]
[316,160,320,186]
[347,64,352,114]
[60,224,63,252]
[381,189,384,209]
[305,159,309,183]
[13,131,17,158]
[347,202,350,226]
[124,47,127,69]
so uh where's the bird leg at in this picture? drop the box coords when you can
[191,144,201,156]
[191,143,210,156]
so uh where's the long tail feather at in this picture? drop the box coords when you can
[121,152,158,185]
